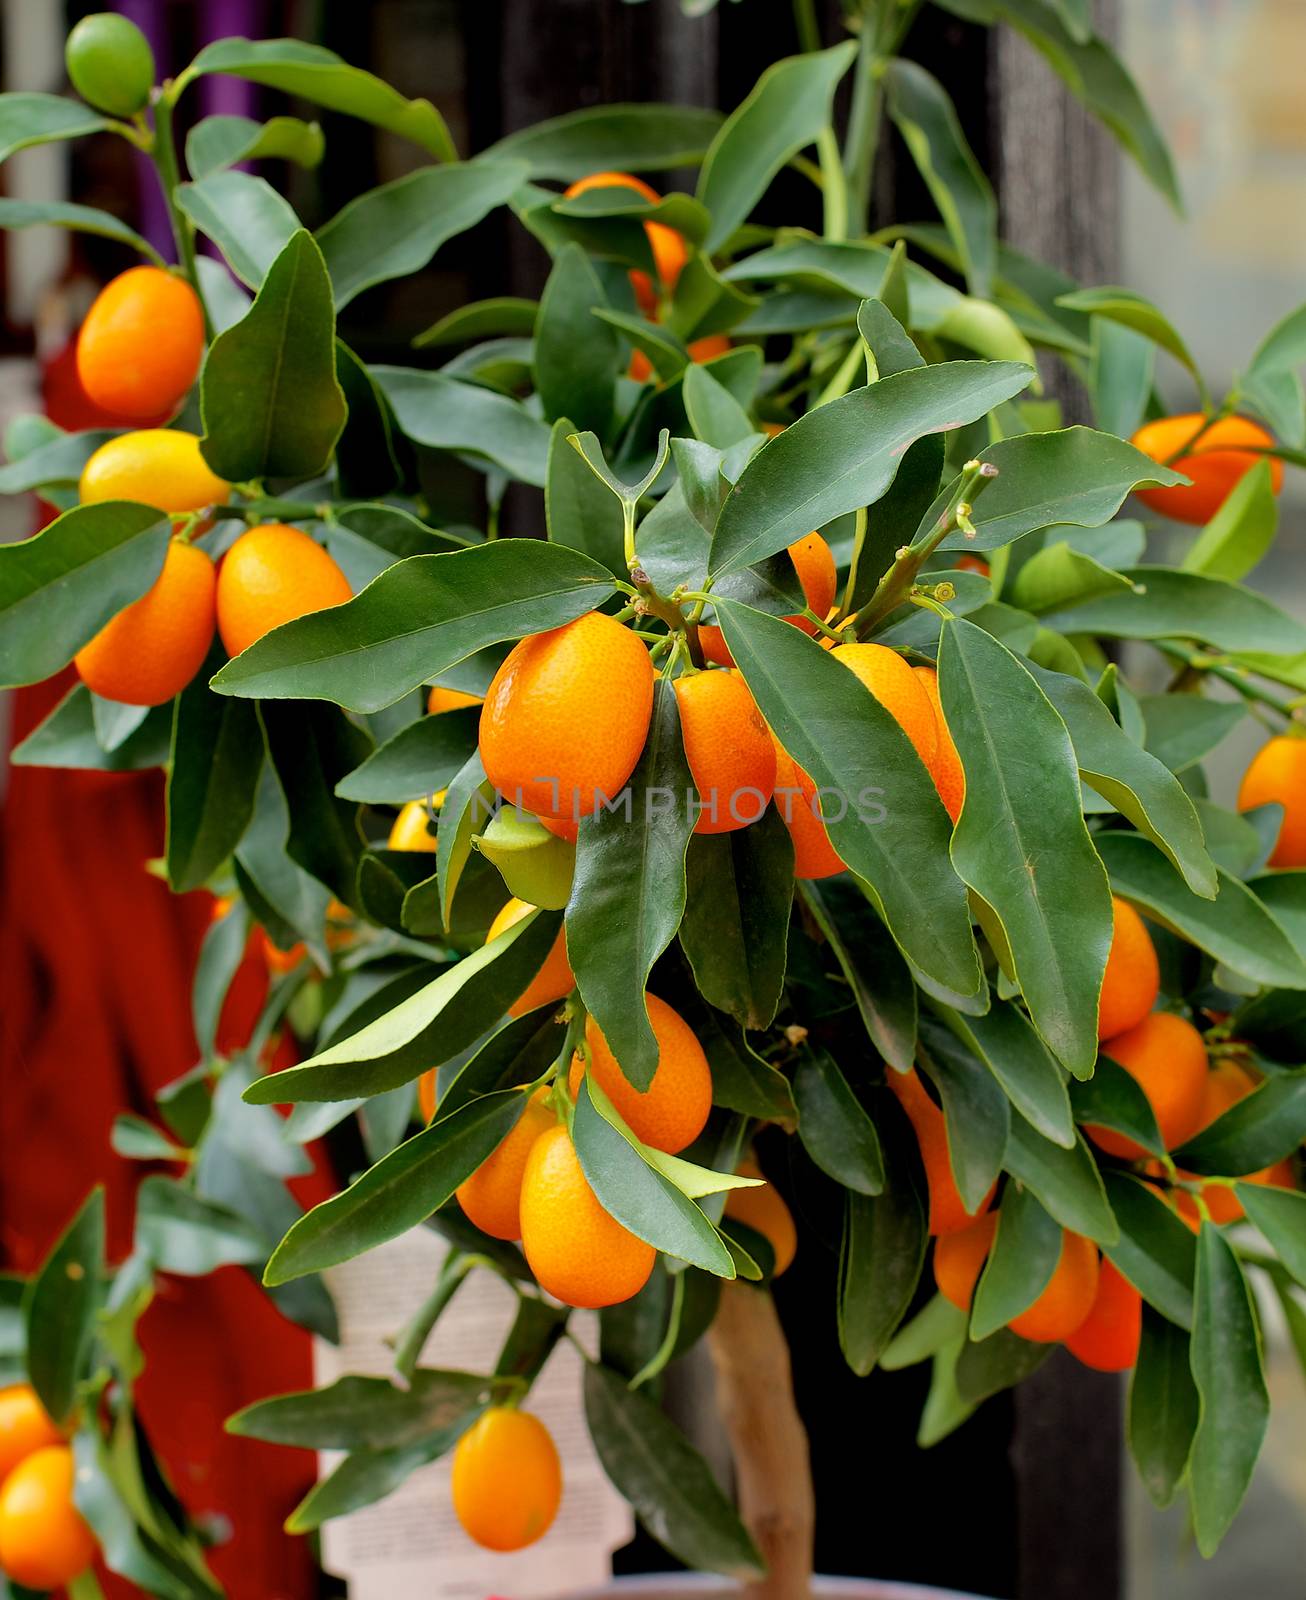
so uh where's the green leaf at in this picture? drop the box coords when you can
[185,113,324,179]
[679,810,793,1031]
[134,1177,265,1275]
[200,229,345,483]
[176,172,300,289]
[433,755,493,930]
[11,684,170,772]
[797,879,917,1072]
[486,104,724,179]
[0,198,161,264]
[375,365,551,486]
[1189,1225,1269,1556]
[573,1079,734,1277]
[234,761,332,956]
[1057,286,1195,372]
[931,427,1185,553]
[939,619,1112,1073]
[1028,662,1215,898]
[0,92,106,162]
[918,1022,1010,1211]
[1009,541,1137,614]
[316,162,525,309]
[1096,832,1306,992]
[111,1115,183,1162]
[534,243,617,435]
[838,1161,927,1378]
[414,296,538,349]
[435,1005,563,1120]
[691,1005,796,1125]
[1128,1307,1199,1507]
[696,44,855,252]
[1236,1184,1306,1289]
[683,364,756,450]
[243,910,560,1102]
[211,540,613,712]
[165,644,261,892]
[262,702,370,908]
[880,1293,968,1372]
[186,37,456,160]
[1172,1072,1306,1176]
[24,1190,103,1425]
[719,603,979,1000]
[566,679,695,1092]
[954,1327,1051,1404]
[192,904,248,1060]
[228,1368,496,1450]
[324,501,470,590]
[1141,693,1244,774]
[1090,316,1154,439]
[0,501,170,689]
[1003,1117,1118,1245]
[265,1090,527,1284]
[0,423,115,495]
[942,1001,1075,1147]
[334,708,480,804]
[546,416,626,573]
[710,360,1031,578]
[1100,1171,1195,1328]
[584,1360,762,1577]
[1181,458,1278,583]
[970,1184,1062,1340]
[884,61,995,296]
[793,1047,884,1195]
[1071,1054,1164,1158]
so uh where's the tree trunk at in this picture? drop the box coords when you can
[706,1283,815,1600]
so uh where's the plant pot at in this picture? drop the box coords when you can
[572,1577,989,1600]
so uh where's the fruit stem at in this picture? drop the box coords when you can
[707,1282,815,1600]
[150,85,211,337]
[1152,641,1298,720]
[850,457,998,636]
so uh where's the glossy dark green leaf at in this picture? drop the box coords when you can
[334,708,480,804]
[176,171,300,288]
[324,504,470,592]
[200,229,344,482]
[1057,285,1195,372]
[262,702,369,907]
[436,1005,562,1120]
[884,61,995,295]
[234,761,332,956]
[838,1177,926,1377]
[682,364,755,451]
[710,361,1031,578]
[228,1368,495,1449]
[1140,693,1244,774]
[954,1327,1051,1404]
[1100,1171,1195,1328]
[0,92,106,162]
[1172,1072,1306,1176]
[679,809,793,1031]
[697,44,855,251]
[374,365,551,486]
[918,1022,1010,1211]
[1070,1054,1164,1157]
[24,1189,103,1424]
[334,342,406,499]
[942,1001,1074,1147]
[970,1184,1062,1340]
[939,619,1112,1073]
[719,602,979,1000]
[584,1360,762,1577]
[243,910,561,1102]
[1189,1225,1269,1556]
[11,684,171,772]
[165,645,261,892]
[690,1003,796,1124]
[187,37,456,159]
[1236,1184,1306,1289]
[0,502,169,688]
[1096,833,1306,992]
[212,540,613,711]
[797,878,917,1072]
[931,427,1185,553]
[487,104,723,178]
[265,1091,527,1283]
[1229,988,1306,1068]
[1090,316,1154,438]
[414,296,538,348]
[566,679,695,1092]
[1003,1116,1117,1245]
[793,1047,884,1195]
[0,423,115,494]
[1128,1307,1198,1507]
[0,198,161,262]
[573,1079,733,1276]
[316,162,525,308]
[185,113,324,179]
[534,244,617,435]
[546,416,626,574]
[134,1176,265,1275]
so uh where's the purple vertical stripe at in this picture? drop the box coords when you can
[114,0,173,260]
[200,0,263,120]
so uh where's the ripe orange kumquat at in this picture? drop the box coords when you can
[568,993,711,1154]
[486,897,575,1018]
[673,669,776,834]
[699,532,838,666]
[479,611,654,825]
[1008,1232,1099,1344]
[629,332,730,385]
[933,1212,998,1311]
[1131,413,1282,525]
[427,685,483,715]
[888,1067,995,1235]
[1238,735,1306,868]
[76,266,205,420]
[456,1088,557,1241]
[912,666,965,824]
[1065,1259,1142,1372]
[0,1445,97,1591]
[1171,1060,1295,1225]
[74,539,216,706]
[770,735,845,880]
[830,642,939,767]
[387,800,437,853]
[1097,896,1160,1040]
[216,523,352,658]
[724,1158,798,1276]
[451,1407,562,1552]
[0,1387,62,1487]
[79,429,229,515]
[563,170,687,315]
[1088,1011,1209,1160]
[519,1124,655,1308]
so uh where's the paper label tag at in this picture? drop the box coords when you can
[314,1227,633,1598]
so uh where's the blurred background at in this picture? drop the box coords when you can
[1,2,1303,1597]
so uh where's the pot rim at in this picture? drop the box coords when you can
[569,1576,991,1600]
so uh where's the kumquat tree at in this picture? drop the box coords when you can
[4,3,1306,1596]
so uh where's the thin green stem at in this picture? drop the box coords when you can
[817,127,848,242]
[150,87,211,335]
[840,505,870,614]
[793,0,822,52]
[814,339,866,407]
[843,22,883,237]
[1152,642,1300,721]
